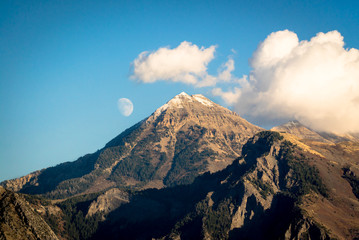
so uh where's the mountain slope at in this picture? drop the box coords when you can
[0,186,59,240]
[271,121,359,239]
[1,92,262,199]
[271,120,359,177]
[92,131,356,240]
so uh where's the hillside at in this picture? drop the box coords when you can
[90,131,359,239]
[272,121,359,239]
[0,186,58,240]
[1,92,262,199]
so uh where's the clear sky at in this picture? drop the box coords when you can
[1,0,359,181]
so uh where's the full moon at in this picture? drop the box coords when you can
[117,98,133,117]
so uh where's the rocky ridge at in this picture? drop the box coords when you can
[272,120,359,239]
[0,186,59,240]
[272,120,359,143]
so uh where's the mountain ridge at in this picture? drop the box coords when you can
[0,186,59,240]
[1,92,262,199]
[272,120,359,143]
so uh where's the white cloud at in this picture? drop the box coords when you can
[131,41,240,88]
[212,87,241,105]
[218,58,235,82]
[131,31,359,133]
[131,41,217,86]
[233,30,359,133]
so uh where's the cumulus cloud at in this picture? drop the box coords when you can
[131,31,359,133]
[217,58,235,82]
[131,41,217,87]
[233,30,359,133]
[131,41,239,88]
[212,87,241,105]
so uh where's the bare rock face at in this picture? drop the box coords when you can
[1,171,41,192]
[0,186,58,240]
[87,188,129,218]
[2,92,262,199]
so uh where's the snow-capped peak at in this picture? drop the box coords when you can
[178,92,190,97]
[149,92,216,120]
[169,92,192,106]
[150,92,190,118]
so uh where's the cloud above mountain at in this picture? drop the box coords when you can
[131,41,215,86]
[131,30,359,133]
[233,30,359,133]
[131,41,237,88]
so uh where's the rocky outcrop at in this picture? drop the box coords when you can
[1,171,41,192]
[87,188,129,218]
[0,186,58,240]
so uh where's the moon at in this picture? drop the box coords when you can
[117,98,133,117]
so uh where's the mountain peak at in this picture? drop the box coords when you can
[151,92,217,118]
[178,91,190,97]
[272,120,331,143]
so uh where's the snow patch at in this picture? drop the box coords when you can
[169,97,184,106]
[150,92,215,120]
[153,103,169,117]
[178,92,190,97]
[151,92,190,118]
[193,94,213,107]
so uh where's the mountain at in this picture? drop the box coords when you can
[271,120,359,179]
[2,130,358,239]
[272,120,359,144]
[0,186,59,240]
[270,120,359,239]
[1,92,262,199]
[90,131,359,240]
[2,95,359,239]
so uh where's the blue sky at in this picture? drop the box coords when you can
[1,0,359,181]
